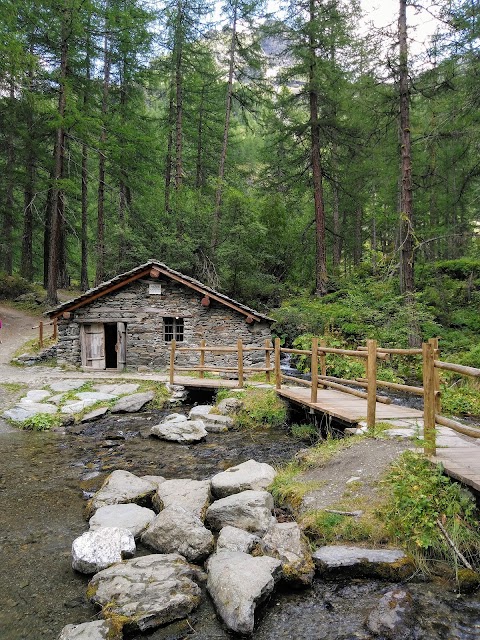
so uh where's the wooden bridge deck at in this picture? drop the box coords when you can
[171,376,479,494]
[277,385,423,424]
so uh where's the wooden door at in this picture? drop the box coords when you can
[116,322,126,370]
[82,323,106,369]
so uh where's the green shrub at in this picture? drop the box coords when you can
[441,384,480,417]
[0,273,35,300]
[20,413,62,431]
[234,388,287,429]
[381,451,480,572]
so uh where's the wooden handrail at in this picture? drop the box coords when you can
[357,377,424,396]
[33,318,58,348]
[434,360,480,377]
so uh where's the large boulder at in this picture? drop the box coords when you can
[20,389,51,403]
[89,504,156,539]
[141,506,214,562]
[216,397,244,415]
[151,414,207,443]
[216,526,259,554]
[211,459,277,498]
[110,391,155,413]
[366,589,414,639]
[57,620,121,640]
[188,406,232,432]
[72,527,135,574]
[3,403,58,422]
[85,470,156,518]
[313,545,415,580]
[207,551,282,635]
[260,521,314,586]
[205,490,274,536]
[87,554,205,633]
[152,478,211,520]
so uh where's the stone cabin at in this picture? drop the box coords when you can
[47,260,273,372]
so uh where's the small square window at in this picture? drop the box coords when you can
[163,317,184,342]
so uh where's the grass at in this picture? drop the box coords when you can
[215,387,286,430]
[1,382,28,393]
[12,335,57,359]
[19,413,63,431]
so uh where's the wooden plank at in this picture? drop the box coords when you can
[423,342,436,455]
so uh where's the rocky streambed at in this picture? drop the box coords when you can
[1,388,479,640]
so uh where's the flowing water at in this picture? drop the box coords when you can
[0,396,479,640]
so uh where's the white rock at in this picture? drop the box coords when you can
[151,417,207,443]
[205,490,274,535]
[89,504,156,539]
[260,521,314,586]
[57,620,121,640]
[93,383,139,395]
[72,527,135,574]
[216,526,259,553]
[211,459,277,498]
[188,405,213,419]
[3,403,58,422]
[50,380,85,392]
[216,397,244,415]
[207,551,282,635]
[76,392,118,402]
[141,475,166,491]
[20,390,51,403]
[61,399,97,414]
[111,391,155,413]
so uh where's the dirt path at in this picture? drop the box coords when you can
[0,303,43,365]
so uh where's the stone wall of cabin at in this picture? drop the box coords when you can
[55,276,272,372]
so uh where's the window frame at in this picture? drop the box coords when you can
[163,317,184,343]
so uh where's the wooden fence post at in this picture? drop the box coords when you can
[39,321,43,348]
[237,338,244,388]
[429,337,441,415]
[366,339,377,429]
[169,339,176,385]
[265,339,271,384]
[320,339,326,376]
[53,318,58,341]
[274,338,281,389]
[199,339,206,379]
[422,341,436,456]
[311,337,318,403]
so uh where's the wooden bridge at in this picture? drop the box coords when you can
[168,337,480,492]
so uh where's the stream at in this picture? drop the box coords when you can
[0,391,479,639]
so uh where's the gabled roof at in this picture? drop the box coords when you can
[46,260,273,323]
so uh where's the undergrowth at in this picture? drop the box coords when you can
[380,451,480,576]
[216,387,287,429]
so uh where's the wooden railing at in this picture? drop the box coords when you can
[169,338,274,388]
[169,335,480,456]
[273,336,480,457]
[32,319,58,348]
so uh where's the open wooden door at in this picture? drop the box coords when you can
[82,323,106,369]
[116,322,127,370]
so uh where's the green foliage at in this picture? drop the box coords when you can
[0,273,35,299]
[302,509,387,546]
[441,383,480,418]
[20,413,62,431]
[291,333,365,379]
[269,462,322,510]
[233,388,287,430]
[290,422,319,442]
[381,451,480,571]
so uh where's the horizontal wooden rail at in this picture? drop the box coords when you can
[33,319,58,348]
[434,360,480,378]
[281,346,368,358]
[357,377,424,396]
[358,346,422,355]
[282,374,310,387]
[435,415,480,439]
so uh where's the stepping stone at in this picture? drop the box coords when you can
[58,620,121,640]
[20,390,51,403]
[72,527,135,574]
[153,478,211,520]
[111,392,155,413]
[50,380,85,392]
[205,490,275,536]
[151,416,207,443]
[81,407,109,423]
[61,399,97,415]
[93,383,139,395]
[313,545,415,579]
[3,403,58,422]
[87,554,205,633]
[85,470,156,518]
[89,503,156,539]
[207,551,281,635]
[76,392,117,402]
[216,526,259,554]
[211,459,276,498]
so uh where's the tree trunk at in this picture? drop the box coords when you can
[195,83,206,189]
[212,0,238,253]
[353,206,362,266]
[398,0,414,298]
[174,0,184,190]
[80,29,91,292]
[46,10,69,306]
[164,90,175,214]
[21,54,35,282]
[3,78,15,275]
[96,26,111,286]
[309,0,327,296]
